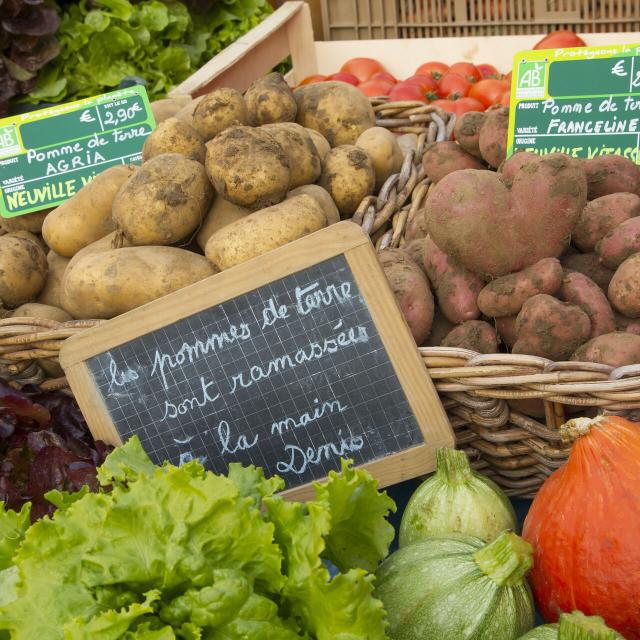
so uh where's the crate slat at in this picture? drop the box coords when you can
[321,0,640,39]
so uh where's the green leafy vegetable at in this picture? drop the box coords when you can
[0,438,395,639]
[0,504,30,571]
[24,0,273,105]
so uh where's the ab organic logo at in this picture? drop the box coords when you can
[0,124,20,159]
[516,60,547,99]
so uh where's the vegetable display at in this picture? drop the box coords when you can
[523,416,640,639]
[519,611,623,640]
[375,530,535,640]
[20,0,273,106]
[389,125,640,364]
[0,381,110,521]
[0,439,396,639]
[295,30,586,114]
[399,447,515,546]
[0,0,60,116]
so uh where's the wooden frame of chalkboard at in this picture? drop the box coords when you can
[60,222,453,499]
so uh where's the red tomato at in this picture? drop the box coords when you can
[533,29,586,50]
[415,61,449,81]
[431,97,485,116]
[500,91,510,107]
[469,78,509,107]
[340,57,385,83]
[476,63,501,79]
[448,61,481,83]
[328,72,359,85]
[388,82,428,103]
[437,72,471,99]
[297,74,327,86]
[503,70,512,83]
[357,79,393,97]
[404,74,438,98]
[371,71,397,85]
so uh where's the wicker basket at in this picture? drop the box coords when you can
[2,101,639,496]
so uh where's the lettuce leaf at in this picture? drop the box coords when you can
[22,0,274,106]
[0,438,394,639]
[0,503,30,570]
[315,459,396,574]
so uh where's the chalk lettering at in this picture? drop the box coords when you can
[107,355,139,390]
[217,420,258,455]
[229,321,369,393]
[295,281,352,315]
[261,296,289,329]
[151,322,252,389]
[276,429,364,475]
[161,376,220,421]
[271,397,349,436]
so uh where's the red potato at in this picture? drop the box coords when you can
[453,111,487,159]
[402,238,425,267]
[404,207,428,241]
[478,106,509,168]
[441,320,498,353]
[596,216,640,269]
[423,236,483,324]
[560,252,614,291]
[477,257,563,318]
[573,192,640,252]
[422,141,485,183]
[427,154,587,278]
[495,315,518,348]
[571,332,640,368]
[560,271,616,338]
[499,151,539,185]
[615,313,640,335]
[423,308,456,347]
[608,253,640,318]
[513,294,591,361]
[584,155,640,199]
[378,248,434,344]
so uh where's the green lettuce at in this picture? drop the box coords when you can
[25,0,273,105]
[0,439,395,639]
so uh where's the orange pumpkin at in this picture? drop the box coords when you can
[523,415,640,639]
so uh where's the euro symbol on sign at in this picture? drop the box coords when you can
[611,60,628,77]
[80,110,96,124]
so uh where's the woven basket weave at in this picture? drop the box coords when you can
[2,100,639,496]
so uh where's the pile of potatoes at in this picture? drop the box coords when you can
[380,127,640,371]
[1,73,407,325]
[5,76,639,376]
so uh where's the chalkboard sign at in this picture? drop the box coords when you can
[0,86,155,218]
[507,43,640,161]
[60,223,453,498]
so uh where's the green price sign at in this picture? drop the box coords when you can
[507,43,640,162]
[0,86,155,218]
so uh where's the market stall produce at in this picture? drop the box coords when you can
[1,0,275,116]
[0,4,638,637]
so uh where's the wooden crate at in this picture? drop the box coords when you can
[320,0,640,41]
[171,1,640,96]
